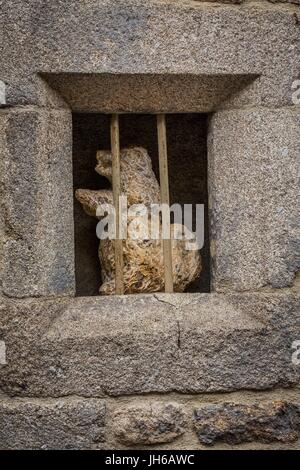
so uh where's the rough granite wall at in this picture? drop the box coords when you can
[0,0,300,450]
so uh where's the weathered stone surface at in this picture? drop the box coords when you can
[42,73,255,113]
[208,108,300,292]
[0,107,75,297]
[113,402,186,445]
[0,293,299,397]
[0,0,299,453]
[202,1,243,3]
[268,1,300,5]
[1,2,299,108]
[0,81,5,106]
[1,395,300,450]
[0,115,5,297]
[196,0,300,3]
[194,401,300,446]
[0,398,106,450]
[195,1,244,3]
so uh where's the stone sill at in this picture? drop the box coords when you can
[1,292,299,397]
[47,293,262,338]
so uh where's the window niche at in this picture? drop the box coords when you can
[73,113,210,297]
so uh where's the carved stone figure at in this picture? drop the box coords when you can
[75,147,201,295]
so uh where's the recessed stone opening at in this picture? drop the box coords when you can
[38,71,256,298]
[73,113,210,296]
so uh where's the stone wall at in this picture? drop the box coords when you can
[0,0,299,450]
[1,391,300,450]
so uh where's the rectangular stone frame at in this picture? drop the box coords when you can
[1,73,299,297]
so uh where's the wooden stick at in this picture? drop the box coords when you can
[111,114,124,294]
[157,114,173,293]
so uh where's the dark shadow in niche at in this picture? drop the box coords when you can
[73,113,210,296]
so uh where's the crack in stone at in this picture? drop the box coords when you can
[153,294,179,308]
[153,293,195,309]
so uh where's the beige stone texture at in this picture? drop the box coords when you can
[208,107,300,292]
[0,107,75,297]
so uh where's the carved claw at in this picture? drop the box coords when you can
[75,189,113,219]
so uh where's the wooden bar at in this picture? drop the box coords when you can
[110,114,124,294]
[157,114,173,293]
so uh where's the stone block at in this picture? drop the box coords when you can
[1,2,299,108]
[208,108,300,292]
[42,72,255,113]
[194,401,300,446]
[0,107,75,297]
[0,398,106,450]
[0,0,68,108]
[0,293,299,397]
[112,402,186,445]
[196,1,243,3]
[269,1,300,4]
[0,81,5,106]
